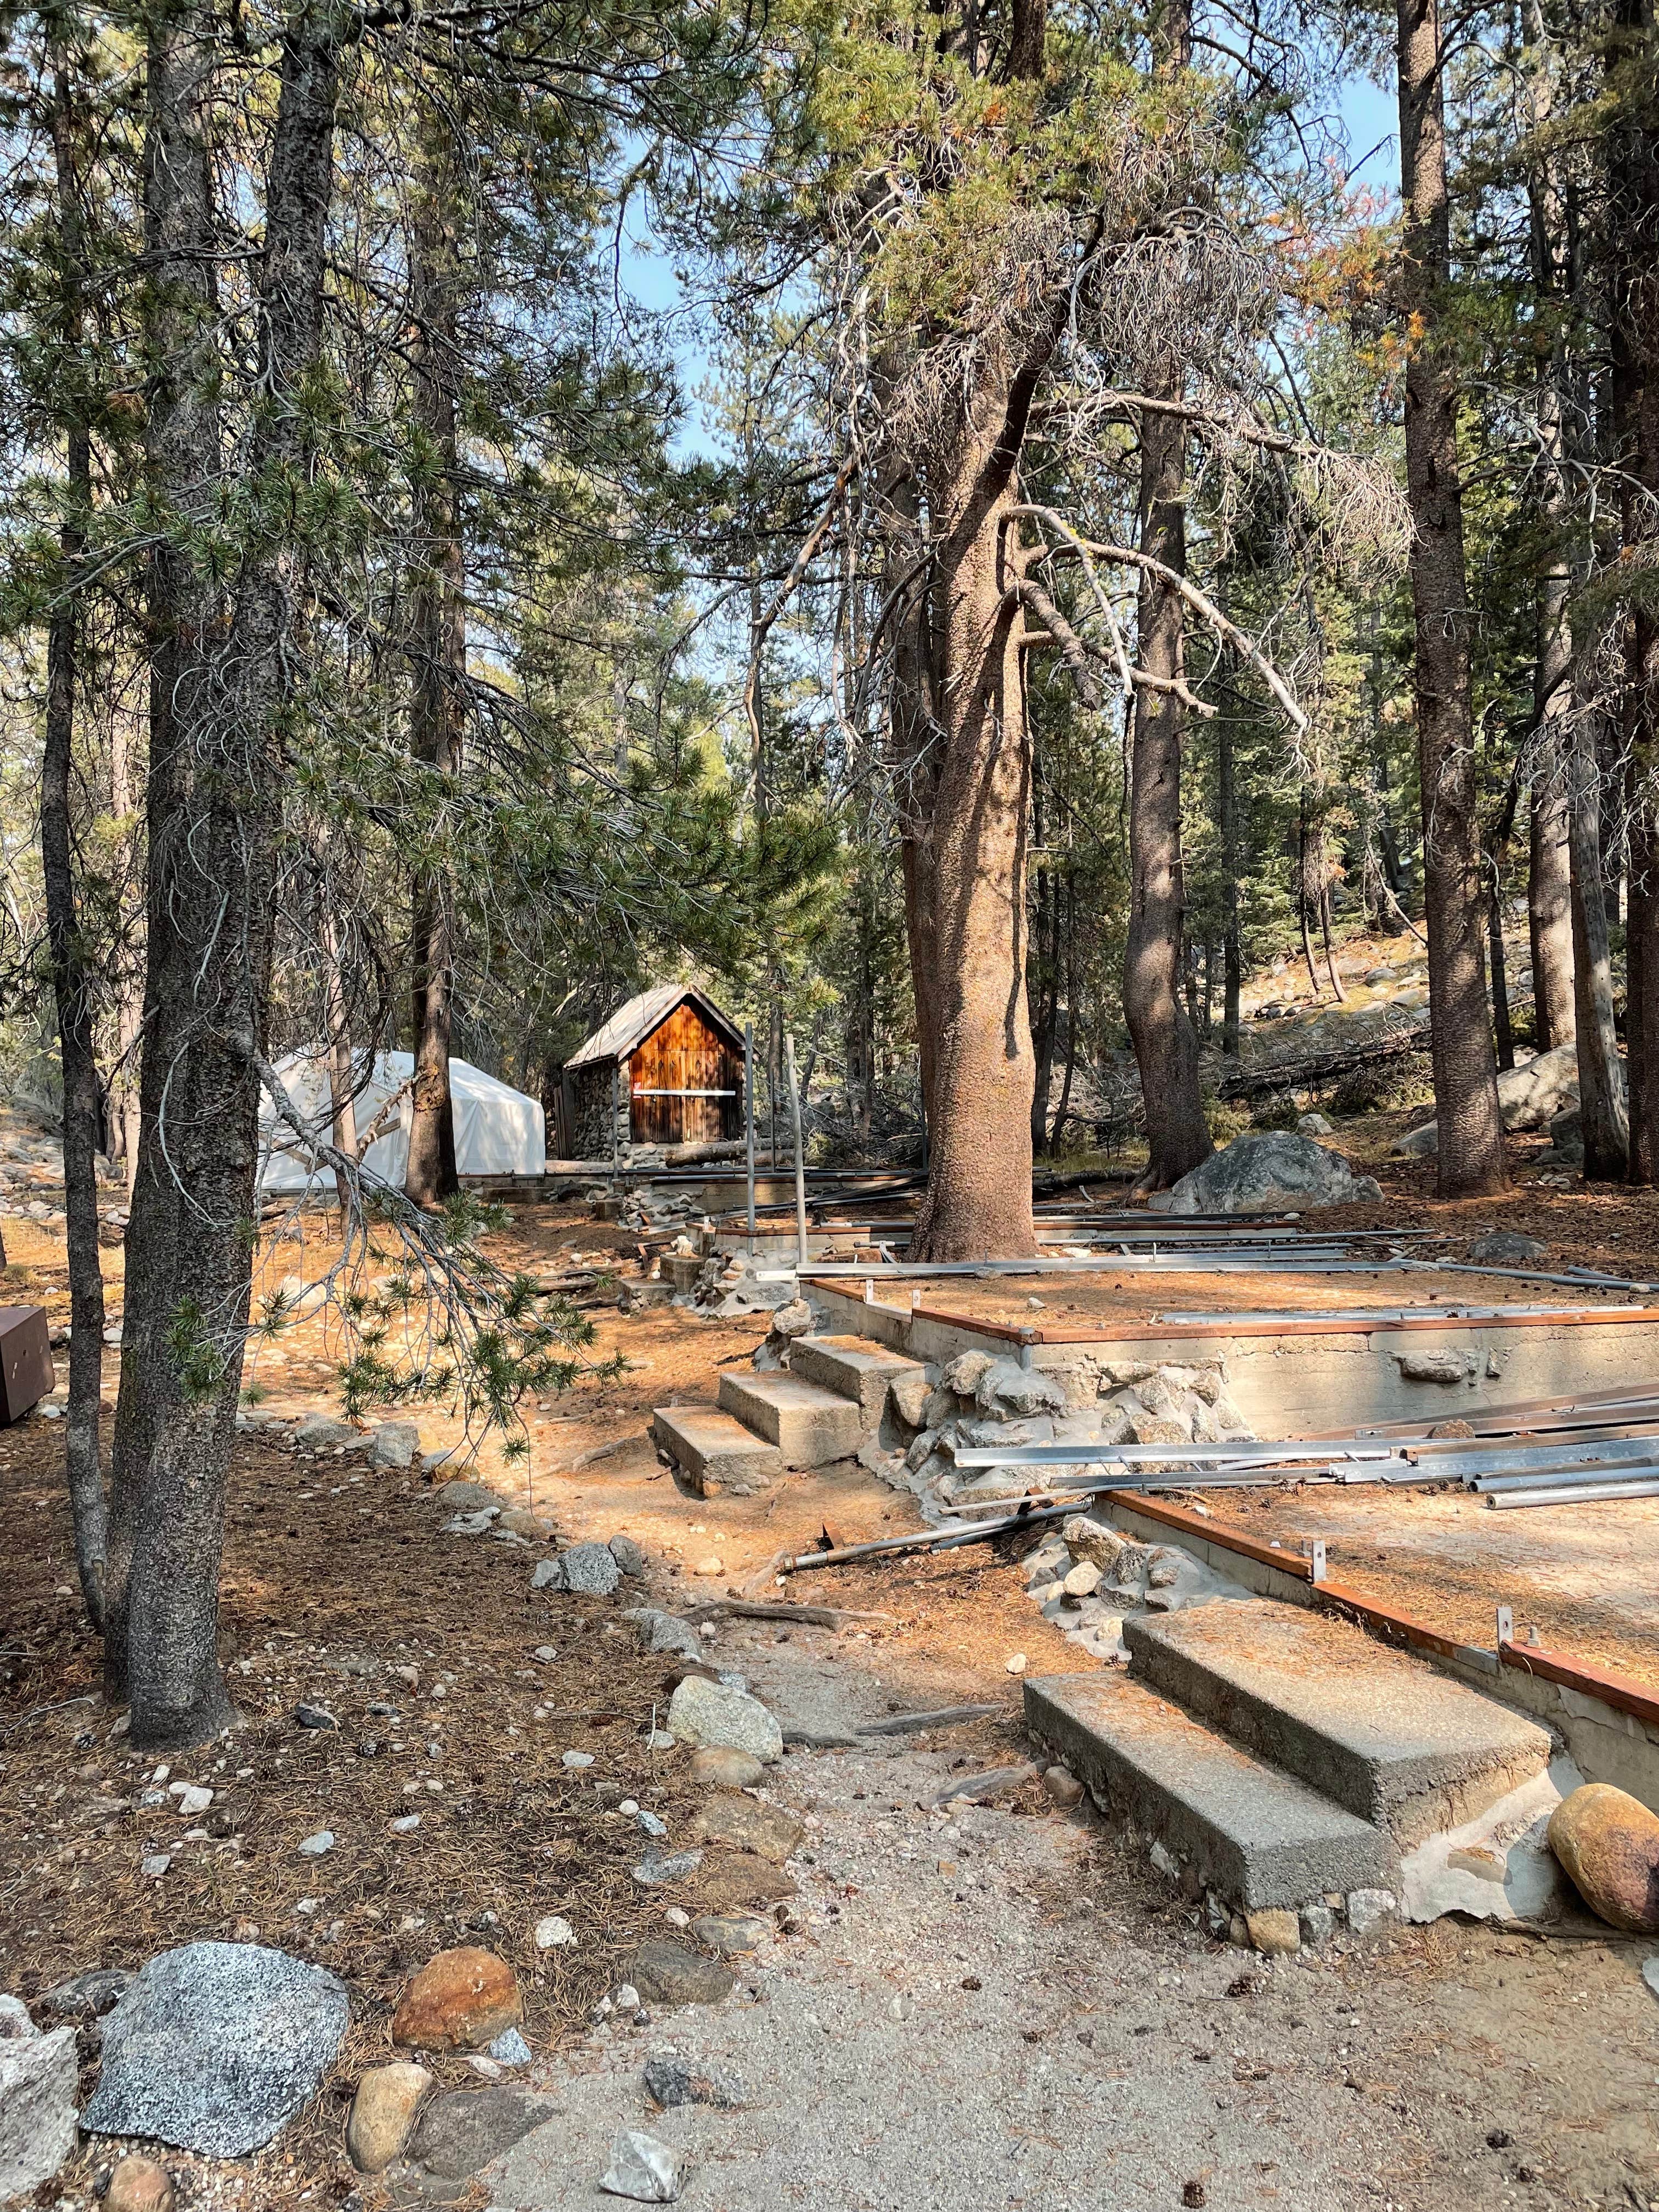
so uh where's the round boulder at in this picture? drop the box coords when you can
[1547,1783,1659,1934]
[105,2155,176,2212]
[666,1677,782,1765]
[346,2061,433,2172]
[391,1948,522,2052]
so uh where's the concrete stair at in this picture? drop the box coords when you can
[1123,1602,1551,1848]
[1027,1598,1554,1916]
[1026,1672,1393,1910]
[651,1404,782,1496]
[788,1334,927,1423]
[717,1371,863,1468]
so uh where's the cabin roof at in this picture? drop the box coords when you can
[564,984,746,1071]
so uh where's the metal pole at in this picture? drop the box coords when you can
[744,1019,755,1258]
[611,1065,620,1174]
[785,1031,808,1270]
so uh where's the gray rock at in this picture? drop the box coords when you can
[41,1967,133,2020]
[633,1849,703,1886]
[887,1368,930,1429]
[1395,1350,1466,1384]
[542,1542,623,1597]
[1346,1887,1398,1937]
[408,2086,554,2179]
[488,2027,531,2067]
[0,2017,77,2198]
[1468,1231,1548,1265]
[436,1480,498,1514]
[601,2126,684,2202]
[975,1359,1069,1419]
[366,1420,422,1468]
[941,1351,995,1396]
[1300,1903,1336,1945]
[82,1942,349,2156]
[625,1608,703,1663]
[292,1415,358,1450]
[609,1533,647,1578]
[665,1675,782,1764]
[769,1299,814,1340]
[1297,1111,1334,1136]
[627,1942,735,2008]
[690,1914,770,1957]
[445,1509,500,1538]
[294,1703,337,1730]
[643,2053,747,2109]
[1166,1132,1383,1215]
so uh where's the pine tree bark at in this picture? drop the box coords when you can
[1218,694,1241,1054]
[1396,0,1507,1195]
[1122,0,1211,1190]
[404,139,464,1209]
[41,40,109,1630]
[110,0,345,1748]
[1609,0,1659,1181]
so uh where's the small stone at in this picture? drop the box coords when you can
[1345,1887,1399,1938]
[41,1967,132,2021]
[690,1795,804,1863]
[540,1541,624,1596]
[1468,1231,1548,1265]
[294,1703,337,1730]
[645,1728,676,1750]
[643,2053,746,2109]
[634,1849,703,1887]
[889,1991,915,2020]
[1641,1957,1659,2001]
[1246,1909,1301,1957]
[1149,1839,1180,1881]
[687,1746,764,1788]
[562,1749,596,1769]
[1060,1560,1101,1599]
[488,2027,531,2067]
[888,1368,930,1429]
[690,1914,770,1957]
[140,1852,172,1877]
[601,2126,684,2202]
[408,2086,554,2180]
[446,1509,501,1538]
[392,1948,522,2052]
[297,1830,334,1857]
[627,1942,735,2008]
[1041,1765,1084,1809]
[1547,1784,1659,1934]
[367,1420,421,1468]
[390,1814,422,1835]
[104,2153,176,2212]
[666,1677,783,1764]
[1062,1515,1126,1572]
[1005,1654,1028,1676]
[176,1785,212,1816]
[693,1555,724,1576]
[610,1533,647,1577]
[346,2062,433,2173]
[534,1916,575,1950]
[1299,1903,1335,1946]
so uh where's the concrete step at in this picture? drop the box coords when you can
[716,1371,864,1468]
[788,1335,927,1422]
[651,1404,782,1497]
[1124,1601,1552,1848]
[661,1254,704,1293]
[1025,1672,1393,1911]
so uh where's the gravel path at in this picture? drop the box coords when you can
[488,1617,1659,2212]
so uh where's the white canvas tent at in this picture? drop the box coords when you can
[258,1049,545,1195]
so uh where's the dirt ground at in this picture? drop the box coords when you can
[4,1178,1659,2209]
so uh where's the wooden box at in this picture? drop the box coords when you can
[0,1305,55,1424]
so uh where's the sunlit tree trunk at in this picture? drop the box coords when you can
[1396,0,1506,1195]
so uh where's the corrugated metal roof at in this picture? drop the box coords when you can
[563,984,745,1070]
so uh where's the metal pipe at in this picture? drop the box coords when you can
[1486,1477,1659,1509]
[1474,1460,1659,1493]
[949,1439,1398,1469]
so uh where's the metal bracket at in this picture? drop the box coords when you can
[1310,1539,1327,1585]
[1496,1604,1514,1650]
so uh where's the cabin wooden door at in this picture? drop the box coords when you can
[628,1003,741,1145]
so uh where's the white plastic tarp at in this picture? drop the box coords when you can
[258,1049,545,1194]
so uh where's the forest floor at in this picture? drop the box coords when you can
[5,1141,1659,2209]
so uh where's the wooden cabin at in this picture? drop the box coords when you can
[558,985,746,1159]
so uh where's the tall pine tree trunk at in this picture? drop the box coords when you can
[405,140,464,1207]
[41,38,108,1630]
[1610,0,1659,1180]
[1396,0,1506,1195]
[110,0,345,1748]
